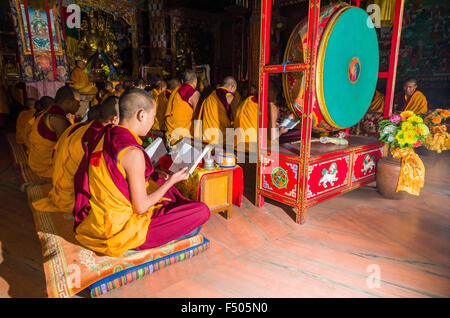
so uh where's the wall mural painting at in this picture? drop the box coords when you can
[18,5,61,55]
[10,0,69,82]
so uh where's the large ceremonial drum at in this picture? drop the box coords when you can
[282,3,379,132]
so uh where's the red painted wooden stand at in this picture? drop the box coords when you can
[255,0,406,224]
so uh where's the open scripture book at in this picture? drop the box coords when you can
[168,139,213,175]
[144,137,168,167]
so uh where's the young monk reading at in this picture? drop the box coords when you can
[32,96,119,213]
[27,86,81,178]
[73,88,210,257]
[16,98,36,144]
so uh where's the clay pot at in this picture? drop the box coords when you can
[376,156,408,200]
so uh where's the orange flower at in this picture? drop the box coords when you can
[440,109,450,118]
[432,115,442,124]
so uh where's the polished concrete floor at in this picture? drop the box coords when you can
[0,127,449,298]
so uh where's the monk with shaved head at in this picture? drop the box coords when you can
[27,86,81,178]
[73,88,210,257]
[165,69,201,145]
[198,76,237,144]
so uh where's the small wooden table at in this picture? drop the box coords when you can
[175,165,242,220]
[199,169,233,219]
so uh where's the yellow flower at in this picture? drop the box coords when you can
[401,121,415,131]
[416,123,429,136]
[407,115,423,124]
[400,110,415,120]
[403,130,416,144]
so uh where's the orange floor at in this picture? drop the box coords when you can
[0,129,449,298]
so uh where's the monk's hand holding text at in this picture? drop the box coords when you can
[169,167,190,184]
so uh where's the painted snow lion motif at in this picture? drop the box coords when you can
[319,162,338,188]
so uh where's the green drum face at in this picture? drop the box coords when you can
[316,6,379,129]
[282,4,379,132]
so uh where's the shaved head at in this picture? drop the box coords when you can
[182,69,197,84]
[119,88,156,120]
[222,76,237,88]
[55,86,76,105]
[167,78,181,90]
[100,96,119,122]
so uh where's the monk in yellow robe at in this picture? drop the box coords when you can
[114,84,124,97]
[73,89,210,257]
[230,90,242,120]
[16,98,36,144]
[234,94,258,152]
[165,69,200,146]
[28,86,81,178]
[368,90,385,113]
[70,60,98,95]
[394,78,428,114]
[23,96,54,151]
[152,78,180,131]
[198,76,237,144]
[33,96,119,213]
[149,80,167,99]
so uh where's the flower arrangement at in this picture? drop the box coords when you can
[423,108,450,153]
[378,110,430,150]
[377,111,429,197]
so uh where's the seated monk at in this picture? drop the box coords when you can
[149,80,167,99]
[16,98,36,144]
[72,89,210,257]
[114,84,124,97]
[28,86,81,178]
[230,90,242,120]
[152,78,180,131]
[123,79,134,92]
[23,96,54,151]
[367,90,385,113]
[33,96,119,213]
[134,78,147,90]
[165,69,200,146]
[70,60,98,95]
[394,78,428,114]
[234,87,258,152]
[198,76,237,145]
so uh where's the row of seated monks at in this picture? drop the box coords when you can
[16,86,211,257]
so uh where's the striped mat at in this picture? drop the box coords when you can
[26,183,210,298]
[5,132,50,189]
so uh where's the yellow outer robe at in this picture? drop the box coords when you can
[368,90,385,113]
[27,112,57,178]
[152,89,170,131]
[198,89,233,144]
[32,122,92,213]
[70,67,98,95]
[165,86,195,145]
[16,108,35,144]
[403,90,428,114]
[75,128,166,257]
[234,96,258,152]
